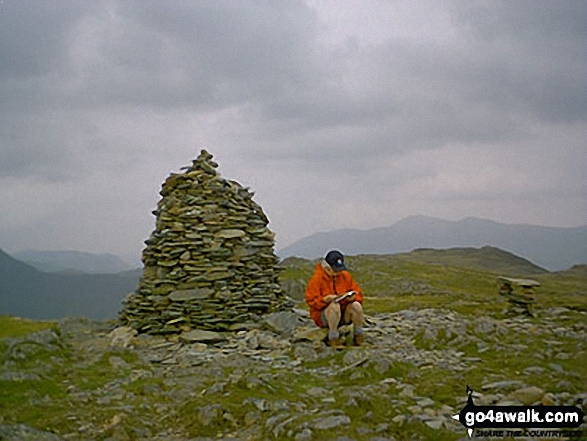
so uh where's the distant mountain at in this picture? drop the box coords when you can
[119,253,144,270]
[277,215,587,271]
[0,248,141,320]
[13,249,134,274]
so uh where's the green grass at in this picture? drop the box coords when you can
[0,316,148,437]
[0,316,56,339]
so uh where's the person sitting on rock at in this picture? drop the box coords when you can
[305,250,365,348]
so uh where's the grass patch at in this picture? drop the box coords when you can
[0,316,56,339]
[0,378,72,433]
[365,292,495,316]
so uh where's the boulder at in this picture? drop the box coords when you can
[509,386,545,405]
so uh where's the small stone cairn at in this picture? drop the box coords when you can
[497,276,539,317]
[120,150,291,334]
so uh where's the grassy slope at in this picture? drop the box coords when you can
[281,249,586,314]
[391,246,548,275]
[0,316,56,339]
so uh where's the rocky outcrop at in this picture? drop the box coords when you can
[120,150,291,334]
[1,306,586,440]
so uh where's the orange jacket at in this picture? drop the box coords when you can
[305,262,363,326]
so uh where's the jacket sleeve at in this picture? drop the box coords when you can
[305,275,327,311]
[350,275,363,304]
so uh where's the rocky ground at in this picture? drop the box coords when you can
[0,306,586,440]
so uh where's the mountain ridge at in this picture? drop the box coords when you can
[13,249,133,274]
[0,248,140,320]
[277,215,587,271]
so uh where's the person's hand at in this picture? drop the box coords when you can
[346,292,356,302]
[324,294,337,303]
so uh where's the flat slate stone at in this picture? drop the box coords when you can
[216,229,246,239]
[169,288,214,302]
[293,327,327,343]
[0,424,64,440]
[481,380,525,391]
[180,329,226,344]
[310,415,351,430]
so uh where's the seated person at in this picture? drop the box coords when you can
[305,250,364,347]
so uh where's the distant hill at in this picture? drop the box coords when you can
[13,249,134,274]
[551,264,587,281]
[0,249,140,320]
[281,246,547,280]
[277,215,587,271]
[279,246,563,308]
[391,246,548,276]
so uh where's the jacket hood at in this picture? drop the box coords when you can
[314,260,344,279]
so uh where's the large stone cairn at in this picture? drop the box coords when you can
[120,150,290,334]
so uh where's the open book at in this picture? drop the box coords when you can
[334,291,357,303]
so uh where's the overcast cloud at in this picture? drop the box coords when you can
[0,0,585,261]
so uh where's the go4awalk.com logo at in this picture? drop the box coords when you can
[452,386,585,438]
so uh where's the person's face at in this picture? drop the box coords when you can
[325,264,340,276]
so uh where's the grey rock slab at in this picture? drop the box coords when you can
[198,404,223,426]
[292,308,310,318]
[294,428,313,441]
[179,250,191,260]
[425,419,444,429]
[244,410,262,426]
[481,380,525,391]
[417,397,436,407]
[108,356,130,370]
[342,350,369,367]
[549,363,564,372]
[0,424,64,440]
[108,326,137,348]
[306,386,331,397]
[262,311,303,336]
[6,329,63,360]
[310,414,351,430]
[169,288,214,302]
[398,384,415,398]
[370,356,391,374]
[180,330,226,344]
[293,327,327,342]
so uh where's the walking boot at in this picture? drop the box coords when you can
[327,337,344,349]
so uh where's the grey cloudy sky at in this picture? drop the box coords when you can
[1,0,586,261]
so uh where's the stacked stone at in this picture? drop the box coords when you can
[120,150,290,334]
[497,276,539,317]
